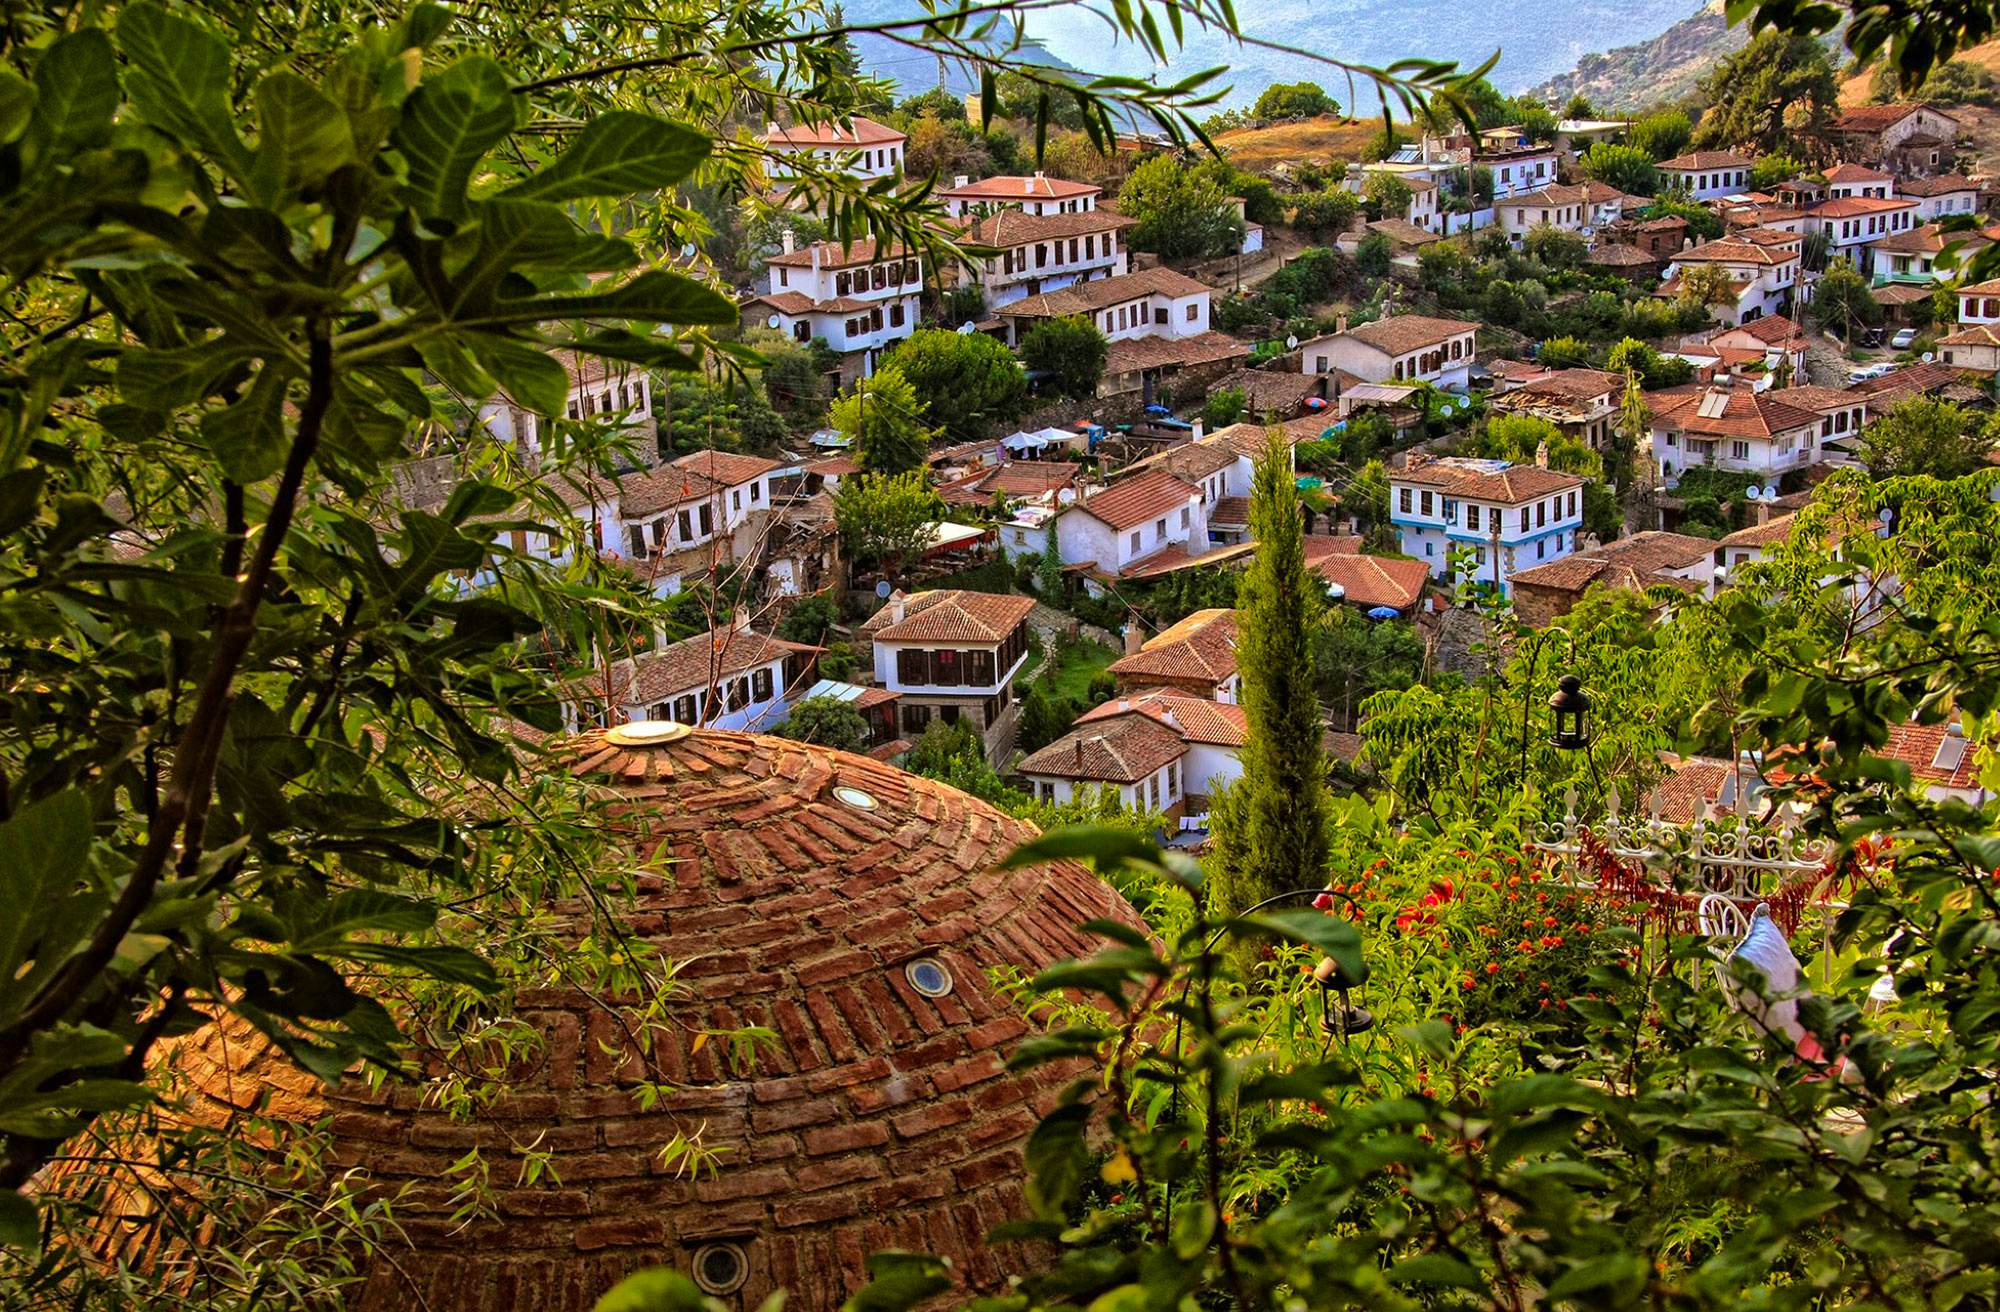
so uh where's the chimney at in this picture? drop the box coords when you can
[1534,440,1550,469]
[889,592,907,625]
[1191,418,1205,443]
[732,604,752,632]
[1755,498,1771,526]
[767,120,781,137]
[780,227,796,255]
[953,174,970,189]
[1337,313,1349,334]
[1123,624,1145,656]
[810,242,821,275]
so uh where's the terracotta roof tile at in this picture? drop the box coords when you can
[1070,469,1201,531]
[1074,688,1249,747]
[1897,173,1978,196]
[1103,331,1250,374]
[1331,314,1480,357]
[939,174,1099,202]
[1107,608,1237,687]
[767,237,916,270]
[1646,386,1818,439]
[958,208,1134,246]
[1824,162,1893,183]
[869,589,1036,644]
[607,626,815,706]
[1208,495,1251,527]
[1304,541,1430,610]
[1392,458,1583,504]
[1831,102,1954,134]
[1017,711,1188,782]
[673,450,780,486]
[1808,195,1916,218]
[1657,150,1755,170]
[1000,266,1211,319]
[1718,512,1796,549]
[762,114,905,147]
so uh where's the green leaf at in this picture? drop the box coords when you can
[592,1267,715,1312]
[117,3,250,176]
[292,889,437,951]
[0,1189,39,1254]
[1237,908,1363,984]
[250,70,357,202]
[0,793,93,1008]
[29,29,116,155]
[465,332,571,416]
[341,944,499,991]
[118,343,256,412]
[0,69,37,146]
[842,1252,953,1311]
[1388,1254,1480,1287]
[499,111,709,203]
[463,269,737,329]
[1547,1252,1648,1300]
[999,825,1162,872]
[391,55,518,221]
[199,364,291,484]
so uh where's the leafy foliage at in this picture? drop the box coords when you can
[1253,81,1338,120]
[1578,142,1659,196]
[832,470,942,573]
[1856,395,1998,479]
[881,329,1026,441]
[1021,316,1109,402]
[833,367,938,476]
[771,695,869,750]
[1117,155,1244,261]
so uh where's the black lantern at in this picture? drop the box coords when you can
[1547,674,1591,751]
[1313,955,1375,1039]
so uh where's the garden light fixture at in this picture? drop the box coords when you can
[1547,674,1592,752]
[1313,954,1374,1038]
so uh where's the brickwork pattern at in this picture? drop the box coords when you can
[149,729,1141,1311]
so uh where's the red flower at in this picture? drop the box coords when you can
[1312,892,1335,910]
[1543,916,1558,928]
[1507,875,1521,888]
[1485,962,1500,975]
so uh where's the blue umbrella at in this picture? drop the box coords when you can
[1144,403,1172,416]
[1366,606,1400,621]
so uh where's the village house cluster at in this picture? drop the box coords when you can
[430,93,2000,828]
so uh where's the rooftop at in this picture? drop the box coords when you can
[1069,469,1202,531]
[999,266,1211,319]
[1391,457,1584,504]
[939,172,1100,202]
[867,589,1036,644]
[1657,150,1755,170]
[607,626,816,706]
[1323,314,1481,358]
[1107,608,1238,687]
[762,114,906,147]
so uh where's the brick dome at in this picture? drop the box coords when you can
[147,727,1140,1310]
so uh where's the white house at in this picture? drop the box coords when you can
[1106,608,1239,702]
[744,234,922,382]
[606,620,818,730]
[1898,172,1981,221]
[1957,277,2000,326]
[995,266,1211,348]
[1389,456,1586,597]
[939,171,1100,217]
[1714,512,1796,574]
[479,355,657,462]
[1823,162,1897,200]
[1656,150,1754,200]
[1478,141,1563,201]
[1676,314,1811,385]
[1054,470,1208,576]
[1498,184,1590,239]
[1018,689,1247,821]
[1804,194,1919,276]
[1299,314,1479,389]
[609,450,780,593]
[1829,103,1962,173]
[1765,385,1869,461]
[1938,322,2000,374]
[1868,221,1991,286]
[862,589,1036,746]
[761,116,905,184]
[1646,384,1821,479]
[960,208,1134,309]
[1658,230,1802,326]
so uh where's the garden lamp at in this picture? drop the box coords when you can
[1547,674,1592,752]
[1313,954,1374,1039]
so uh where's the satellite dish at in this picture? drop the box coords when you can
[1761,483,1777,502]
[767,314,782,329]
[957,321,976,334]
[1922,351,1936,363]
[1286,334,1300,350]
[682,242,697,258]
[875,580,894,599]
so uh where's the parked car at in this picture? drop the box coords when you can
[1891,328,1918,350]
[1846,362,1897,385]
[1861,327,1886,348]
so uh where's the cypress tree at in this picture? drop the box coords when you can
[1211,425,1329,920]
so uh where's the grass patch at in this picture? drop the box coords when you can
[1038,638,1119,704]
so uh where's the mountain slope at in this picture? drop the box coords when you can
[841,0,1697,108]
[1529,2,1744,110]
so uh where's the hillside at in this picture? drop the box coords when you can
[1528,1,1743,110]
[845,0,1695,109]
[1214,115,1387,168]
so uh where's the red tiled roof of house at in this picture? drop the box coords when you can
[1208,494,1251,527]
[804,454,861,476]
[1717,313,1808,346]
[976,460,1081,497]
[869,589,1036,644]
[762,114,905,147]
[1587,242,1659,266]
[1897,172,1978,196]
[1766,385,1859,413]
[1644,754,1741,823]
[609,626,816,706]
[131,725,1141,1311]
[1393,458,1583,504]
[1718,512,1796,549]
[619,464,722,517]
[1017,711,1188,782]
[959,207,1136,246]
[1204,412,1338,457]
[1808,195,1917,218]
[1510,367,1623,400]
[767,237,915,269]
[1337,314,1480,357]
[1647,386,1818,439]
[1848,361,1966,403]
[1657,150,1755,170]
[1674,237,1798,267]
[1103,331,1251,375]
[1000,266,1211,319]
[1107,608,1237,687]
[1880,719,1981,788]
[1075,688,1248,748]
[673,449,780,487]
[1824,162,1893,183]
[1306,543,1430,611]
[1869,221,1988,255]
[1831,102,1954,134]
[1072,469,1201,531]
[939,173,1099,202]
[1120,440,1239,483]
[1939,323,2000,348]
[1365,218,1443,246]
